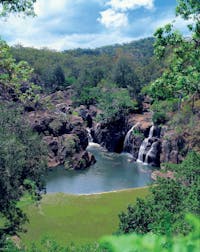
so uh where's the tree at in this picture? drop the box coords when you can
[118,151,200,235]
[0,38,41,105]
[112,56,140,98]
[0,104,47,246]
[0,0,36,17]
[52,65,66,91]
[0,0,47,248]
[146,0,200,105]
[98,83,137,121]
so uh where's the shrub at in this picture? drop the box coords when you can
[152,111,167,125]
[100,214,200,252]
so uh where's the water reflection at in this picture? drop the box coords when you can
[46,143,153,194]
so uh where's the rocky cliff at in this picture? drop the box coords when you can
[27,91,200,169]
[27,91,95,169]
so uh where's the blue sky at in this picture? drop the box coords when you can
[0,0,188,50]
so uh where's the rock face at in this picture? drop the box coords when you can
[93,116,127,153]
[26,90,198,169]
[160,127,186,164]
[27,91,95,169]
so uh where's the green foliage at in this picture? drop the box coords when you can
[73,86,100,107]
[112,56,140,98]
[151,98,179,113]
[11,38,164,96]
[73,80,137,120]
[152,111,167,125]
[4,214,200,251]
[118,151,200,236]
[0,0,36,17]
[0,104,47,246]
[146,0,200,104]
[52,65,66,91]
[100,214,200,252]
[165,151,200,214]
[170,103,194,129]
[132,128,143,138]
[0,38,41,105]
[3,238,103,252]
[97,81,137,120]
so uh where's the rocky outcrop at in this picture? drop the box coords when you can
[93,115,127,153]
[160,127,187,164]
[27,91,95,169]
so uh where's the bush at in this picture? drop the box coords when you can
[100,214,200,252]
[152,111,167,124]
[151,99,179,113]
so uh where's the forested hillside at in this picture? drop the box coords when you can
[11,38,164,96]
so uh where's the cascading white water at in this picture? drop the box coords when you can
[86,128,93,143]
[137,138,150,163]
[149,125,155,138]
[123,123,139,150]
[144,141,158,164]
[137,125,155,163]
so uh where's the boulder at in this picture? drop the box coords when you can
[73,151,96,170]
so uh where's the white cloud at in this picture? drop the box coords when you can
[1,0,187,51]
[34,0,69,17]
[98,0,154,29]
[98,8,128,29]
[107,0,154,11]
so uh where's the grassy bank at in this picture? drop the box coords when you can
[21,187,149,246]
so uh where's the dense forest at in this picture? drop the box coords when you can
[10,37,164,104]
[0,0,200,251]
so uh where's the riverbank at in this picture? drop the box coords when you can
[20,187,149,246]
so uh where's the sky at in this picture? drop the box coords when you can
[0,0,189,51]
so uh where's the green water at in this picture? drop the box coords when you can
[46,143,153,194]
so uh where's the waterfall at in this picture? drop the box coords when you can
[136,125,160,166]
[86,128,93,143]
[149,125,155,138]
[137,138,151,163]
[123,124,138,151]
[144,141,159,165]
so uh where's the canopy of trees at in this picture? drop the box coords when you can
[0,105,47,246]
[0,38,41,106]
[0,0,36,16]
[11,38,164,95]
[146,0,200,102]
